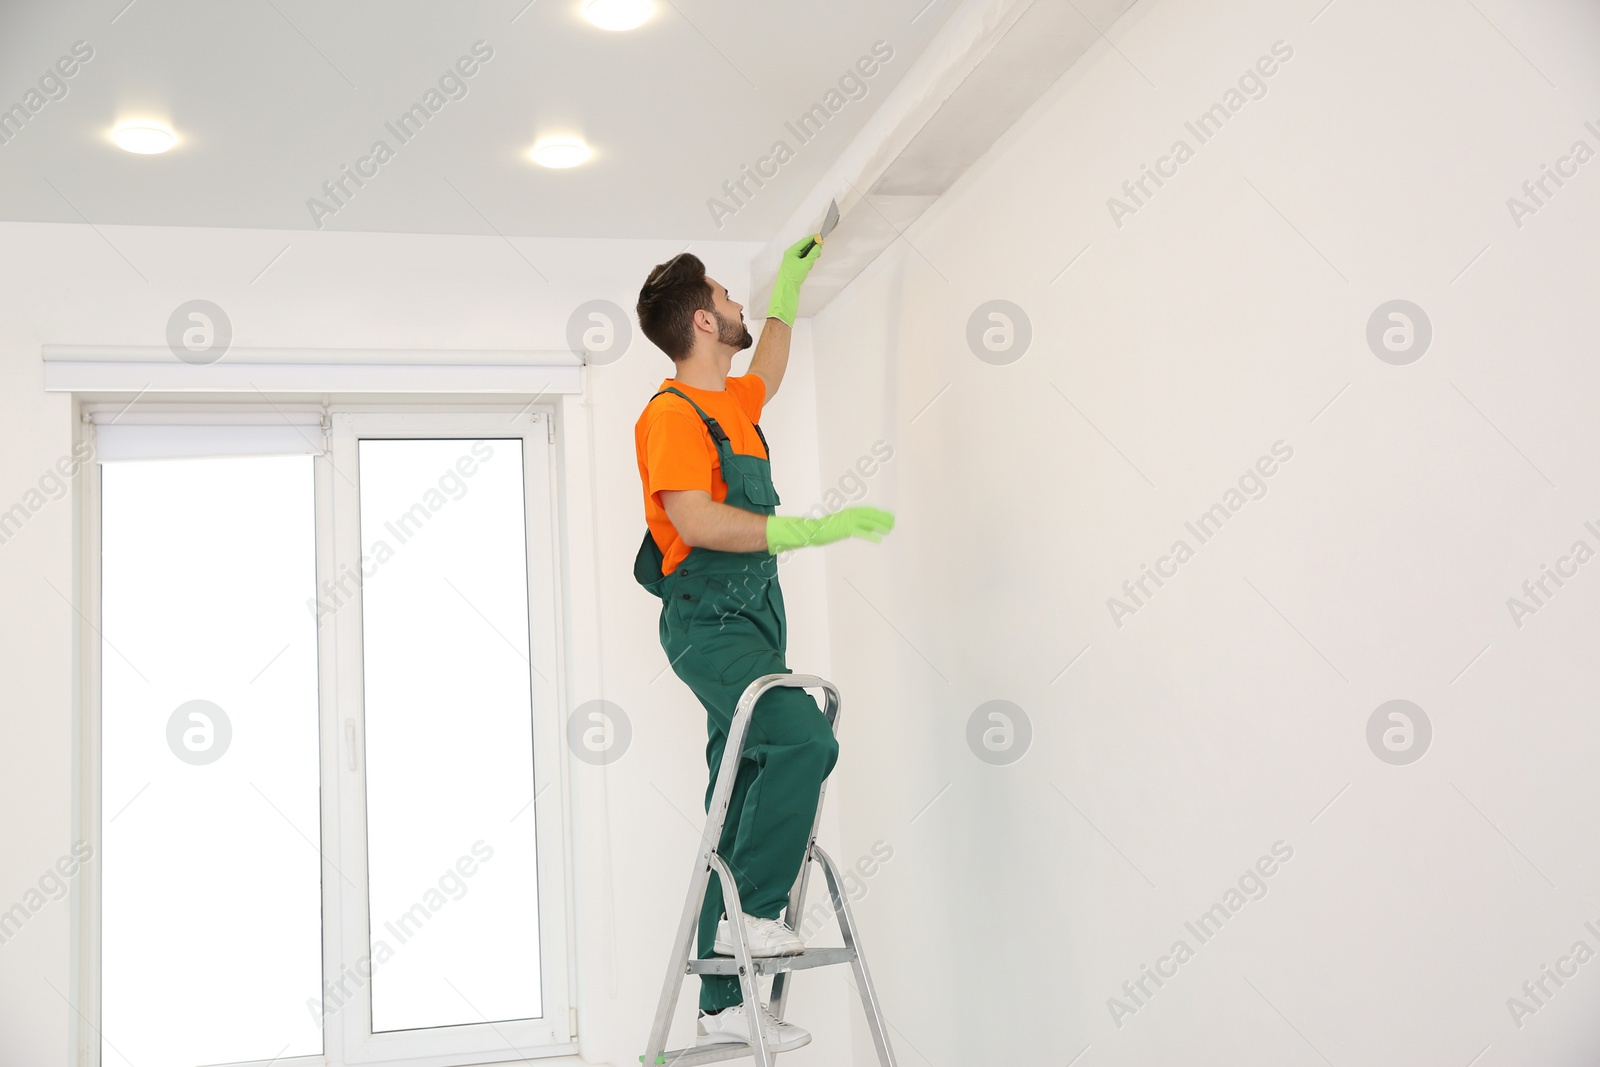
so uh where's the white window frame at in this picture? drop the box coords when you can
[76,400,581,1067]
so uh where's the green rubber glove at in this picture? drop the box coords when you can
[766,506,894,554]
[766,234,824,326]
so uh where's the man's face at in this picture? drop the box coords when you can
[707,278,753,351]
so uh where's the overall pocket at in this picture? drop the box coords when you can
[722,454,780,510]
[689,573,774,681]
[693,574,769,628]
[665,573,712,635]
[739,472,780,508]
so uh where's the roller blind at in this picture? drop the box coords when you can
[88,412,326,462]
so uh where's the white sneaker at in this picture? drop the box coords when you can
[714,912,805,957]
[696,1003,811,1052]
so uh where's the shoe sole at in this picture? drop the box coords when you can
[712,938,805,958]
[695,1031,811,1054]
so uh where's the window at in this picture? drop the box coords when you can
[90,407,572,1067]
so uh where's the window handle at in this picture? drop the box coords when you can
[345,719,358,771]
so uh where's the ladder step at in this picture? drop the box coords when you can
[643,1041,769,1066]
[685,945,856,976]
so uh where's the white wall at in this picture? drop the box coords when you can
[0,221,846,1064]
[811,1,1600,1065]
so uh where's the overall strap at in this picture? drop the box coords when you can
[649,387,770,455]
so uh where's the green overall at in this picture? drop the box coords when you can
[633,387,840,1012]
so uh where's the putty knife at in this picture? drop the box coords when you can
[798,199,839,256]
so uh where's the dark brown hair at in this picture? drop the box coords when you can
[636,252,715,362]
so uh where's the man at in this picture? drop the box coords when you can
[632,236,895,1052]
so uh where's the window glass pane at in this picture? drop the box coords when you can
[100,455,322,1065]
[356,438,543,1032]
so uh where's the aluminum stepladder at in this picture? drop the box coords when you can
[640,673,898,1067]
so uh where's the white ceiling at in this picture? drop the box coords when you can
[0,0,961,239]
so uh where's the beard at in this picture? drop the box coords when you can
[713,306,753,351]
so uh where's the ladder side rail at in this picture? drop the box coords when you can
[641,841,716,1063]
[815,844,899,1067]
[641,674,774,1063]
[706,852,775,1067]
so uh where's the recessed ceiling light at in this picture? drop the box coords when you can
[582,0,653,31]
[530,138,592,168]
[111,121,177,154]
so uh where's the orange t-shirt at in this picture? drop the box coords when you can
[635,374,769,577]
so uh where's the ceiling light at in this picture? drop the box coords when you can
[111,121,176,154]
[582,0,653,31]
[530,138,592,168]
